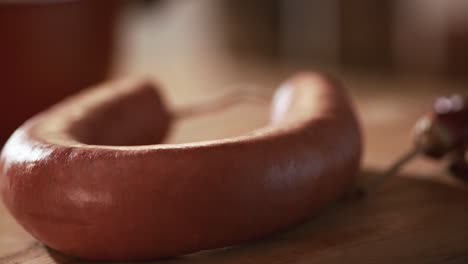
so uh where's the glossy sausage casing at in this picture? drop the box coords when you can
[0,73,362,260]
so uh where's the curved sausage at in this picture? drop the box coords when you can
[0,72,362,260]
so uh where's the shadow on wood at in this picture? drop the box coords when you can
[2,170,468,264]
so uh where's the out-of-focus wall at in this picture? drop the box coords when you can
[280,0,339,67]
[393,0,468,78]
[217,0,468,79]
[393,0,447,75]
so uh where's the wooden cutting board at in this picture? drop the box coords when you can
[1,78,468,264]
[1,172,468,264]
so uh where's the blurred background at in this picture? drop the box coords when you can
[1,0,468,171]
[2,0,468,258]
[110,0,468,77]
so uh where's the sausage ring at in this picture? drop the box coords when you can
[0,72,362,260]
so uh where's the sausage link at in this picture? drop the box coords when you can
[0,72,362,260]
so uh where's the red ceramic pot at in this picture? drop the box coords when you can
[0,0,120,145]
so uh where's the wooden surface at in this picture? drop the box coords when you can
[1,75,468,264]
[2,172,468,264]
[2,2,468,263]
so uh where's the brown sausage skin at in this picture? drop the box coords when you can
[0,73,361,260]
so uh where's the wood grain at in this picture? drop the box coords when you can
[1,78,468,263]
[1,71,468,263]
[2,1,468,262]
[2,171,468,264]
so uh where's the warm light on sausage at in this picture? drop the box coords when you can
[0,72,362,261]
